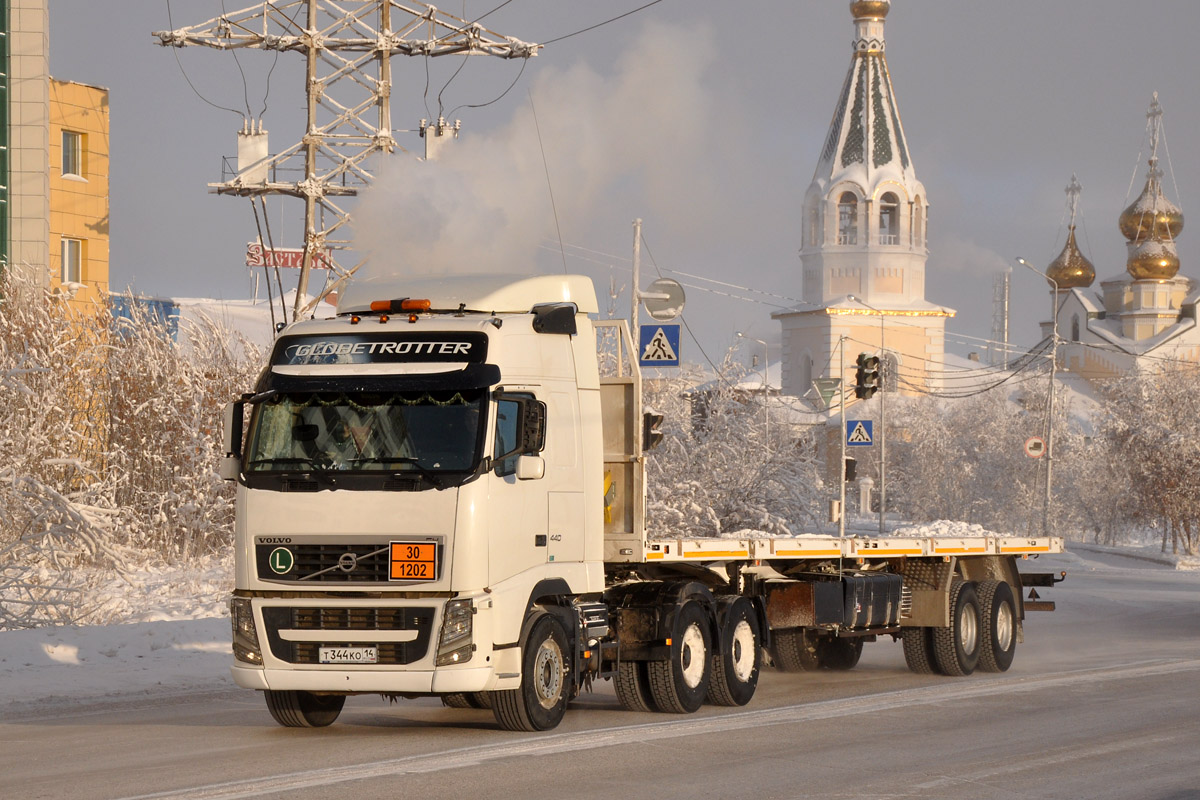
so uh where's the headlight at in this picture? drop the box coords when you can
[230,597,263,665]
[436,598,474,665]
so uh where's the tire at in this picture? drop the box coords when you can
[901,627,939,675]
[932,580,981,677]
[647,601,712,713]
[707,599,761,706]
[977,580,1017,673]
[614,659,657,712]
[264,690,345,728]
[442,692,490,709]
[816,635,863,670]
[492,613,572,731]
[770,627,821,672]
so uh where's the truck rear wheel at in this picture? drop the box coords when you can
[264,690,345,728]
[647,601,712,713]
[615,660,657,712]
[492,613,573,732]
[902,627,939,674]
[770,627,820,672]
[707,598,761,706]
[816,635,863,670]
[977,580,1017,673]
[932,580,981,676]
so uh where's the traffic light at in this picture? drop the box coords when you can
[643,411,665,451]
[854,353,880,399]
[844,457,857,482]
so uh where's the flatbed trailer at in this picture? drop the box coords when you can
[220,274,1064,731]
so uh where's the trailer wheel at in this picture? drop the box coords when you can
[492,613,572,731]
[614,660,657,712]
[977,580,1017,673]
[770,628,820,672]
[647,601,712,713]
[901,627,939,675]
[816,635,863,670]
[442,692,491,709]
[932,580,981,676]
[264,690,345,728]
[707,599,761,706]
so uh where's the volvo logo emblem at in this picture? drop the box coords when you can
[337,552,358,573]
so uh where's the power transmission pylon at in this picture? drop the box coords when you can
[154,2,539,320]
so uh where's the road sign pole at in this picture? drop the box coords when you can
[839,336,846,538]
[631,218,642,334]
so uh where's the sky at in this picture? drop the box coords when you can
[47,0,1200,368]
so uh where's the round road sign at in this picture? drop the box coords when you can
[1024,436,1046,459]
[641,278,686,321]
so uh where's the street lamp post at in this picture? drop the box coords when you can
[848,295,886,534]
[1015,257,1059,538]
[737,332,770,440]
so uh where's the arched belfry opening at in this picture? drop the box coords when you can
[837,192,859,245]
[879,192,900,245]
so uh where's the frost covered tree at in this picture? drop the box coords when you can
[644,360,824,538]
[0,271,261,628]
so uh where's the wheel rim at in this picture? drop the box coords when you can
[533,636,564,709]
[679,622,707,689]
[729,620,756,682]
[958,602,979,655]
[995,601,1014,651]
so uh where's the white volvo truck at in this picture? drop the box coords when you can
[221,274,1064,731]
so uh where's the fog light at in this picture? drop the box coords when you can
[436,598,474,666]
[230,597,263,665]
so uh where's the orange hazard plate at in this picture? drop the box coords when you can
[389,541,437,581]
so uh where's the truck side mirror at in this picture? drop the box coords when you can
[220,400,246,481]
[515,455,545,481]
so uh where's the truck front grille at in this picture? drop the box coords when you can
[261,606,435,665]
[256,542,441,584]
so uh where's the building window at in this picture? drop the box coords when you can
[61,238,83,284]
[879,192,899,245]
[837,193,858,245]
[1071,315,1080,342]
[62,130,84,178]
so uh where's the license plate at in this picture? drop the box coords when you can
[389,541,438,581]
[319,646,378,664]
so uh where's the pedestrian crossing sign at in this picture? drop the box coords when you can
[639,324,681,367]
[846,419,874,446]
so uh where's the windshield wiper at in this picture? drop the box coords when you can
[366,456,447,490]
[247,457,316,469]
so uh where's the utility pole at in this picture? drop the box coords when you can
[631,218,642,334]
[1016,257,1059,537]
[839,336,846,538]
[155,2,539,321]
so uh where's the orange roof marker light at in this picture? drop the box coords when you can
[369,298,432,313]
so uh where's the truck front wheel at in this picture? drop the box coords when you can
[647,601,712,713]
[264,690,345,728]
[492,613,572,732]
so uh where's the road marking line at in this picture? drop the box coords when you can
[113,659,1200,800]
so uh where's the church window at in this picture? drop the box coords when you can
[913,198,923,246]
[837,193,858,245]
[1071,315,1080,342]
[879,192,899,245]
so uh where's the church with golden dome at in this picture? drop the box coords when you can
[773,0,954,402]
[1033,94,1197,382]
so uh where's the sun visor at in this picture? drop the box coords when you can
[256,363,501,394]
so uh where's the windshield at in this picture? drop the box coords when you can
[245,390,485,474]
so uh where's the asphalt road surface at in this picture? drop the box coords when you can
[2,547,1198,800]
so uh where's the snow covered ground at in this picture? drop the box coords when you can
[1,536,1195,717]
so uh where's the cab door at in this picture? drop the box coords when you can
[486,391,549,584]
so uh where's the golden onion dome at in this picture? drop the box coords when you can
[1119,173,1184,242]
[850,0,890,19]
[1126,238,1180,281]
[1046,226,1095,289]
